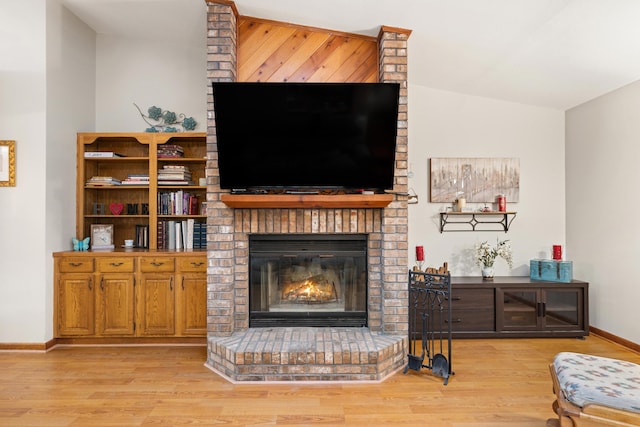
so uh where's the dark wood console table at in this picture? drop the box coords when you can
[446,276,589,339]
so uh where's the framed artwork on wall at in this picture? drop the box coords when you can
[0,140,16,187]
[430,157,519,203]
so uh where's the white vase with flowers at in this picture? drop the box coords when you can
[474,239,513,280]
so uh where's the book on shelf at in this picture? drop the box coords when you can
[157,191,199,215]
[157,144,184,158]
[157,219,204,249]
[158,180,194,186]
[189,195,199,215]
[157,220,165,249]
[91,244,115,250]
[175,222,183,250]
[158,174,192,180]
[158,166,192,181]
[185,219,194,250]
[161,165,189,170]
[135,224,149,249]
[86,176,121,186]
[121,180,149,185]
[84,151,124,158]
[167,220,176,250]
[121,173,150,185]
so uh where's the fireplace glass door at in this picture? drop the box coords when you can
[249,234,367,327]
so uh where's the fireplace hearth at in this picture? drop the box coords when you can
[249,234,367,327]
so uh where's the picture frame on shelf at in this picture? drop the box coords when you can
[0,140,16,187]
[91,224,114,249]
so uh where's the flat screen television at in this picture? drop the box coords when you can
[212,82,400,193]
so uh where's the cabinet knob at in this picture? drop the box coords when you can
[151,262,164,267]
[70,262,83,267]
[445,318,462,323]
[110,262,124,267]
[190,262,204,267]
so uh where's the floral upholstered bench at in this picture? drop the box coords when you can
[548,352,640,427]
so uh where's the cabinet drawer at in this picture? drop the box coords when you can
[96,257,135,273]
[177,257,206,272]
[140,257,175,272]
[448,289,494,310]
[59,258,94,273]
[448,309,495,331]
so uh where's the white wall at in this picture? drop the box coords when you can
[46,1,97,341]
[0,0,95,344]
[566,82,640,344]
[95,34,207,132]
[0,0,48,343]
[408,86,566,277]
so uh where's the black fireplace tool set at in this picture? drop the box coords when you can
[404,270,454,385]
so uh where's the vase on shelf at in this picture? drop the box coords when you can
[482,265,494,281]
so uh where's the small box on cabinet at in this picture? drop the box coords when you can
[530,259,573,283]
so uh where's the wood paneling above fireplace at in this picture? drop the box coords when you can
[238,17,379,83]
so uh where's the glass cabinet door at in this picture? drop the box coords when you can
[498,289,540,330]
[543,288,582,329]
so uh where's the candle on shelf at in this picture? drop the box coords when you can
[553,245,562,260]
[416,246,425,262]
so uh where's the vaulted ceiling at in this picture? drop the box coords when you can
[62,0,640,110]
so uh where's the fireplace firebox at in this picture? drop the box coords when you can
[249,234,368,327]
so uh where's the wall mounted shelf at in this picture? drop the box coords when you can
[220,194,394,209]
[439,211,517,233]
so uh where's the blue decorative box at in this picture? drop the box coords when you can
[530,259,573,283]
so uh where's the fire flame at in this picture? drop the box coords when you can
[281,274,337,303]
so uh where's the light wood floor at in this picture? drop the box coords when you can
[0,335,638,427]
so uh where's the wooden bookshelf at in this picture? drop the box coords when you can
[76,132,207,250]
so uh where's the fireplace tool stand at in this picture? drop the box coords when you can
[404,270,453,385]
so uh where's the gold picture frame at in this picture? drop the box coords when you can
[0,140,16,187]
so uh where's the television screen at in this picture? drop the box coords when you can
[212,82,399,192]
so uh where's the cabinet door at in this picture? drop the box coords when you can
[497,288,541,331]
[139,273,175,335]
[542,288,583,330]
[177,273,207,336]
[97,273,135,336]
[57,273,95,336]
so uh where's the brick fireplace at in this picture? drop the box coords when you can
[204,1,411,381]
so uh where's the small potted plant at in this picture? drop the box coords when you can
[474,238,513,280]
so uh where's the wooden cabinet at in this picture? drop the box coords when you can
[77,132,206,250]
[448,277,589,338]
[447,288,495,332]
[53,252,206,341]
[95,257,135,336]
[176,257,208,336]
[139,256,176,336]
[54,132,208,343]
[56,257,95,336]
